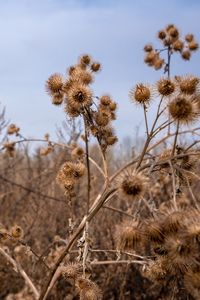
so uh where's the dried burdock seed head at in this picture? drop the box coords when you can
[158,30,166,40]
[109,101,117,111]
[71,146,85,159]
[106,136,118,146]
[46,73,64,96]
[184,269,200,290]
[179,76,199,95]
[144,219,165,243]
[52,95,63,105]
[68,65,76,76]
[185,34,194,43]
[80,54,91,66]
[57,161,85,191]
[91,62,101,72]
[173,40,184,52]
[11,225,24,239]
[164,236,195,273]
[66,84,93,110]
[168,26,179,39]
[94,110,111,127]
[117,221,142,251]
[142,258,167,282]
[153,244,168,256]
[181,50,191,60]
[163,37,174,47]
[119,170,148,201]
[40,146,53,156]
[62,161,85,179]
[185,223,200,243]
[7,124,20,135]
[100,95,112,106]
[188,40,199,51]
[157,78,175,96]
[70,67,93,85]
[0,229,9,242]
[64,103,80,118]
[144,44,153,52]
[154,58,165,70]
[169,95,199,124]
[76,277,102,300]
[4,142,16,157]
[161,211,185,235]
[62,263,82,280]
[144,51,157,66]
[166,24,175,32]
[130,83,151,104]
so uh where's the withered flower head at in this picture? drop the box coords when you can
[80,54,91,66]
[185,34,194,43]
[154,58,164,70]
[76,277,102,300]
[144,44,153,52]
[119,170,148,201]
[66,83,93,110]
[166,24,176,32]
[181,50,191,61]
[7,124,20,135]
[71,146,85,159]
[46,73,64,96]
[117,221,142,251]
[169,95,199,124]
[158,30,166,40]
[188,40,199,51]
[62,263,82,280]
[162,211,185,234]
[52,95,63,105]
[64,103,80,118]
[173,40,184,52]
[168,26,179,39]
[109,101,117,111]
[130,84,151,104]
[157,78,175,96]
[11,225,24,239]
[144,51,157,66]
[91,62,101,72]
[70,67,93,85]
[100,95,112,106]
[142,259,167,282]
[164,236,195,273]
[61,161,85,179]
[4,142,16,157]
[57,161,85,191]
[179,76,199,95]
[94,110,111,127]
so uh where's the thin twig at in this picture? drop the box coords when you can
[0,247,39,299]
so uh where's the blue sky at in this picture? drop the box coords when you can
[0,0,200,141]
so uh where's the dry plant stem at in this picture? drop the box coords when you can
[171,121,179,156]
[91,260,147,265]
[83,117,91,213]
[167,46,172,134]
[82,221,89,277]
[89,156,105,178]
[169,160,178,210]
[185,176,199,209]
[103,205,135,218]
[39,188,117,300]
[0,247,39,299]
[136,97,164,169]
[0,174,64,203]
[143,103,149,136]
